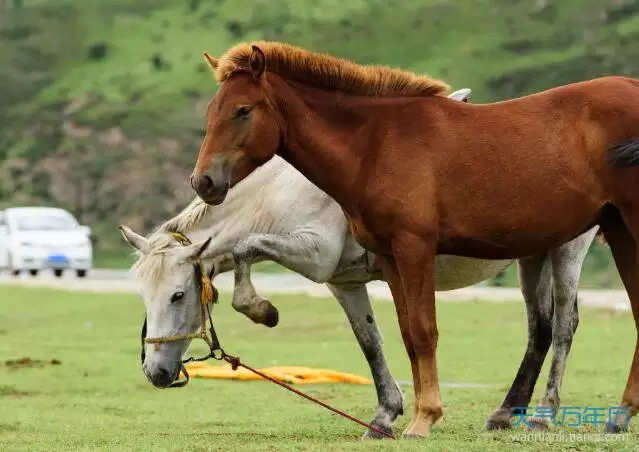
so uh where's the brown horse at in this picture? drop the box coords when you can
[190,41,639,438]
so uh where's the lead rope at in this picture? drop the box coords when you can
[144,231,396,439]
[194,305,396,440]
[216,349,395,439]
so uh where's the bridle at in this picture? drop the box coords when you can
[140,231,221,388]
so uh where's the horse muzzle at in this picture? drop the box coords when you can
[190,172,230,205]
[143,361,182,388]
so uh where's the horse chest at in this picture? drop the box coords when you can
[345,213,389,255]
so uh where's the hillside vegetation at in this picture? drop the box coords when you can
[1,0,637,283]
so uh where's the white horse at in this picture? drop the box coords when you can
[120,89,597,437]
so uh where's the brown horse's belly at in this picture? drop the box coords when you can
[434,157,605,259]
[437,219,596,260]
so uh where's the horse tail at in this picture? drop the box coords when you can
[606,138,639,168]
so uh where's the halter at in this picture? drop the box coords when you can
[140,231,220,388]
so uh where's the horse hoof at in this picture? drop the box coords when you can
[484,408,512,430]
[526,417,549,431]
[361,424,394,440]
[402,421,431,439]
[263,303,279,327]
[604,422,628,434]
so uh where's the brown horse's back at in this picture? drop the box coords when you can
[362,76,639,259]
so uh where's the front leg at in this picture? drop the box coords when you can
[376,255,423,437]
[232,232,341,327]
[391,232,442,438]
[326,282,404,439]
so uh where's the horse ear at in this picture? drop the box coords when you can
[203,52,219,71]
[448,88,471,102]
[177,237,212,262]
[119,225,150,254]
[249,45,266,81]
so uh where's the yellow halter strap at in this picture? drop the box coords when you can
[143,231,218,348]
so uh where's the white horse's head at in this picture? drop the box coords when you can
[119,225,215,388]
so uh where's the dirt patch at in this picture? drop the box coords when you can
[0,422,20,433]
[0,385,32,397]
[4,357,62,370]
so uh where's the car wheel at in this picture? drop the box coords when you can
[76,269,87,278]
[53,269,63,278]
[29,269,38,277]
[8,253,19,276]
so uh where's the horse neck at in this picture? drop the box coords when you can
[171,157,290,255]
[268,76,367,211]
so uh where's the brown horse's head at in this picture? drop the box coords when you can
[191,46,280,205]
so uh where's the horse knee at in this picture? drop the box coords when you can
[411,327,438,354]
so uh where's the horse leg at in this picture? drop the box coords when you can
[231,232,339,327]
[600,209,639,432]
[325,282,404,439]
[376,255,422,436]
[390,233,442,438]
[485,253,554,430]
[527,228,596,429]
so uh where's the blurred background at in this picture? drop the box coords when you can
[1,0,637,287]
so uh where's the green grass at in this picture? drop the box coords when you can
[92,248,137,270]
[0,285,637,450]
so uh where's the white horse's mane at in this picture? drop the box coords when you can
[131,157,291,286]
[131,234,176,287]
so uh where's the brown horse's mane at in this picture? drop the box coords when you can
[215,41,451,98]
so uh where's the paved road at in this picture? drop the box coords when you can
[0,268,630,311]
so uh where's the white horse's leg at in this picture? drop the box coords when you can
[528,227,597,429]
[231,232,340,327]
[485,252,554,430]
[325,282,404,439]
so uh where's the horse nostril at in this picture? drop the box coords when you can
[199,174,214,193]
[156,366,172,384]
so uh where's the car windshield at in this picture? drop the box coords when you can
[15,213,78,231]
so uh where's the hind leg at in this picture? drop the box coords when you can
[600,209,639,432]
[485,253,554,430]
[528,228,597,429]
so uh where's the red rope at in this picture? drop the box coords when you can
[221,353,395,439]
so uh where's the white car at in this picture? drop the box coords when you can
[0,207,93,278]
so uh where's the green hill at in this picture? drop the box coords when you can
[1,0,637,284]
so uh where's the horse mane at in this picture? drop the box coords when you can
[131,234,175,288]
[215,41,451,98]
[157,197,210,235]
[132,197,210,287]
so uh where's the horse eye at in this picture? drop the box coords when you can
[234,106,252,119]
[171,291,185,303]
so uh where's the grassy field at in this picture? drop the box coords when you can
[0,285,637,451]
